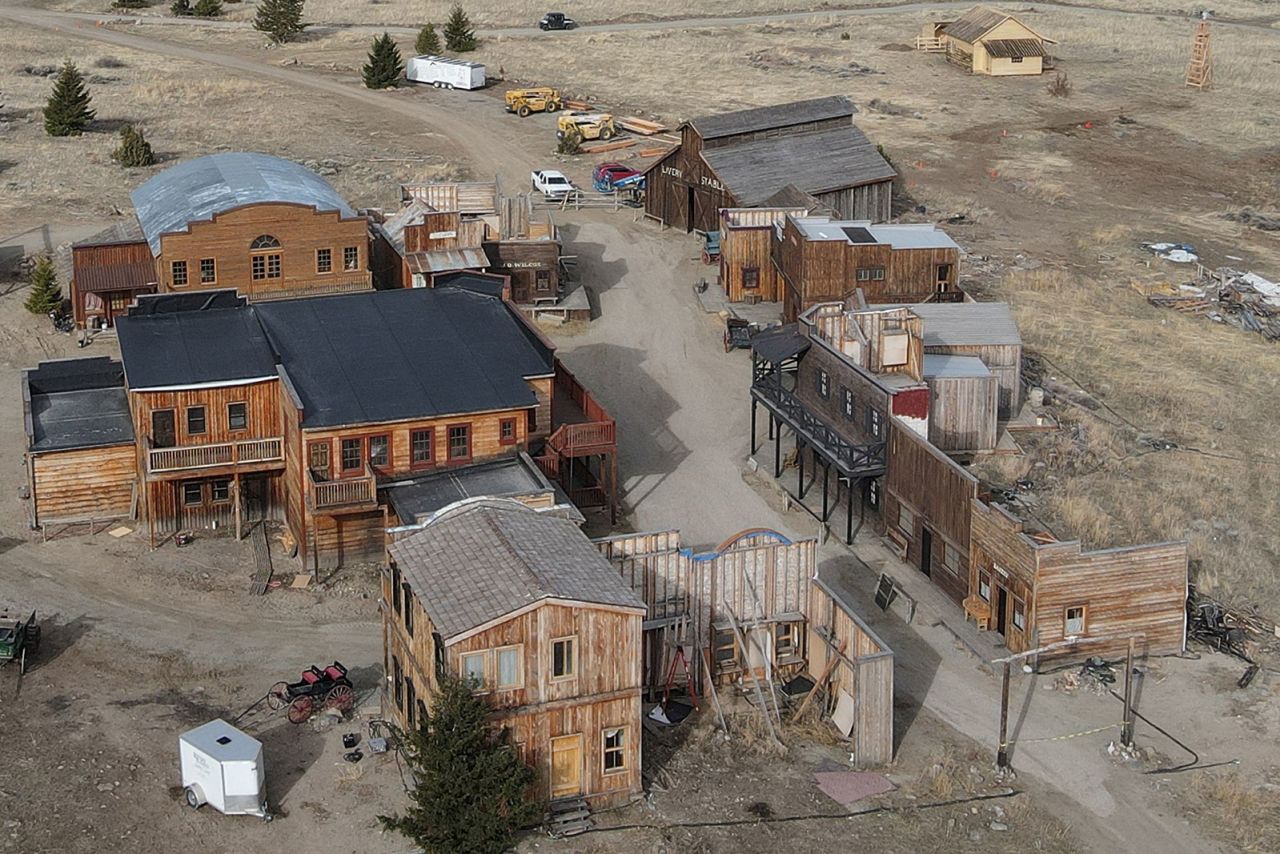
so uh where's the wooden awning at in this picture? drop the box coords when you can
[983,38,1046,58]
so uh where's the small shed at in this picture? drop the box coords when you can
[939,6,1055,76]
[922,354,998,452]
[900,302,1022,418]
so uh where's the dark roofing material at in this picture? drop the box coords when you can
[25,358,134,452]
[691,96,855,141]
[72,220,147,248]
[254,288,554,429]
[390,501,644,640]
[701,126,896,206]
[76,260,158,294]
[841,226,876,244]
[941,6,1010,43]
[751,323,810,364]
[128,290,245,316]
[116,306,277,390]
[129,152,358,254]
[433,270,508,299]
[984,38,1045,58]
[383,453,562,525]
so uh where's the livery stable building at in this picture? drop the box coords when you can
[643,96,897,234]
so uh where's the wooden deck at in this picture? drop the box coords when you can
[307,465,377,512]
[147,437,285,479]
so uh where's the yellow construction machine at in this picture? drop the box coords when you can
[505,87,562,117]
[556,112,617,142]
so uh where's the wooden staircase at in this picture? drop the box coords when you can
[1185,21,1212,89]
[545,797,593,837]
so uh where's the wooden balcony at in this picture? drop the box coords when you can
[750,376,886,478]
[307,465,378,513]
[147,437,285,478]
[548,362,616,458]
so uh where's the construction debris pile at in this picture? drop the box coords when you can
[1141,267,1280,341]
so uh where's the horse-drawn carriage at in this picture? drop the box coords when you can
[0,611,41,675]
[266,662,355,724]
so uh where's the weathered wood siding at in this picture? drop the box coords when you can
[807,579,894,764]
[155,203,370,300]
[71,239,157,326]
[884,421,977,604]
[795,342,891,446]
[643,127,738,233]
[719,208,806,303]
[925,372,998,452]
[816,181,893,224]
[485,239,561,304]
[130,379,283,451]
[144,472,283,536]
[311,509,386,569]
[30,444,136,525]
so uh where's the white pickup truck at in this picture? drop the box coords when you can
[531,169,575,199]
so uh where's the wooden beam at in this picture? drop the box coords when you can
[797,637,846,718]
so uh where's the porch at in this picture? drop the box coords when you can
[535,360,619,522]
[146,436,285,479]
[307,463,378,513]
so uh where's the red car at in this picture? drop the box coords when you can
[592,162,641,193]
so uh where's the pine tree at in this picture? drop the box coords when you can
[379,675,540,854]
[254,0,305,44]
[43,63,95,137]
[111,125,156,168]
[170,0,192,15]
[193,0,223,17]
[111,0,150,9]
[443,5,477,52]
[415,22,441,56]
[362,32,404,89]
[24,257,63,316]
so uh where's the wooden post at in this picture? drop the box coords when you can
[1121,636,1136,746]
[997,660,1012,767]
[821,462,829,521]
[233,473,242,541]
[797,439,805,498]
[774,420,782,478]
[750,399,757,455]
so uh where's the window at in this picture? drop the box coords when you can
[856,267,871,282]
[496,645,522,689]
[309,441,331,476]
[499,418,517,446]
[842,388,855,420]
[392,655,403,708]
[942,543,961,573]
[1011,56,1024,64]
[341,438,363,472]
[343,246,359,271]
[171,260,188,287]
[267,254,281,278]
[368,434,390,468]
[411,429,433,467]
[602,728,626,773]
[316,248,332,274]
[405,678,417,728]
[250,235,281,250]
[252,253,281,280]
[182,481,203,506]
[774,622,798,658]
[461,651,487,687]
[1012,598,1026,631]
[227,402,248,432]
[868,408,883,440]
[448,424,471,461]
[391,564,402,615]
[200,258,216,284]
[872,267,886,281]
[1065,606,1085,636]
[713,626,736,669]
[252,255,266,280]
[551,636,576,680]
[526,409,538,433]
[856,266,886,282]
[816,369,830,400]
[898,504,915,535]
[867,477,880,508]
[742,267,760,289]
[978,575,991,602]
[535,269,551,293]
[186,406,207,436]
[402,583,413,636]
[211,479,231,503]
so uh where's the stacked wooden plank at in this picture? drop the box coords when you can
[616,117,668,135]
[1147,268,1280,340]
[580,139,636,154]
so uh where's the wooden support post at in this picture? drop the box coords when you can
[846,478,854,545]
[233,473,242,541]
[147,482,156,550]
[821,462,829,521]
[610,452,618,525]
[1121,636,1136,746]
[797,638,846,718]
[774,421,782,478]
[797,440,805,499]
[750,400,757,456]
[997,660,1012,768]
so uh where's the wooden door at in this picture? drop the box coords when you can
[151,409,176,448]
[549,734,583,799]
[920,528,933,578]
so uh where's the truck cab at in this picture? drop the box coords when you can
[531,169,575,198]
[539,12,577,30]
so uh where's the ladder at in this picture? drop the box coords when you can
[1185,21,1212,89]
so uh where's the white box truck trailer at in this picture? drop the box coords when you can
[179,719,271,820]
[406,55,486,90]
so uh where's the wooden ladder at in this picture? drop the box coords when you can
[1185,21,1212,89]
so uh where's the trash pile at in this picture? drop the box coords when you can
[1142,267,1280,341]
[1049,657,1116,696]
[1143,242,1199,264]
[1186,586,1277,687]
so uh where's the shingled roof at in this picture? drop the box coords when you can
[942,6,1048,44]
[390,500,645,641]
[690,96,855,141]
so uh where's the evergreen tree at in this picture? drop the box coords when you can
[170,0,193,15]
[24,257,63,316]
[254,0,305,44]
[415,22,441,56]
[443,5,477,52]
[193,0,223,16]
[362,32,404,89]
[111,0,150,9]
[43,63,95,137]
[111,125,156,168]
[379,675,539,854]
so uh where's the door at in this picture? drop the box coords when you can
[686,185,696,233]
[549,734,583,799]
[919,528,933,578]
[511,274,530,304]
[936,263,952,290]
[996,586,1009,636]
[151,409,176,448]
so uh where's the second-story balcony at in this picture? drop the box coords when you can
[307,464,378,513]
[146,437,285,478]
[750,377,885,478]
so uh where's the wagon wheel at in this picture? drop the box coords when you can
[325,685,355,714]
[287,695,314,725]
[702,250,712,265]
[266,682,290,711]
[724,330,732,354]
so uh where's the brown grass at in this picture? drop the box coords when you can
[1186,772,1280,853]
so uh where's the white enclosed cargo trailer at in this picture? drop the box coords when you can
[406,55,486,90]
[179,719,271,820]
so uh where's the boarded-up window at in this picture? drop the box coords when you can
[1065,606,1085,635]
[603,728,626,772]
[496,645,522,689]
[461,652,486,686]
[551,636,576,679]
[742,267,760,289]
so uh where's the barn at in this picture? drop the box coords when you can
[936,6,1055,76]
[644,97,897,234]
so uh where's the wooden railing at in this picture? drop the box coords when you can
[307,466,377,511]
[148,437,284,474]
[751,376,886,477]
[549,360,616,457]
[915,35,945,52]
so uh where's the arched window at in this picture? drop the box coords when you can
[250,235,282,281]
[250,235,281,250]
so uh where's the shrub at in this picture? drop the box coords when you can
[557,126,582,155]
[1046,70,1072,98]
[112,125,156,167]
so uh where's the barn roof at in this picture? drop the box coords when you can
[130,152,358,254]
[690,96,855,141]
[390,500,644,641]
[984,38,1045,58]
[942,6,1049,44]
[701,126,896,206]
[759,184,839,216]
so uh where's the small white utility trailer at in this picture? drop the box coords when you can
[406,55,486,90]
[179,719,271,821]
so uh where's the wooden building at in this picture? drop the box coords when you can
[719,206,810,304]
[384,499,646,808]
[921,354,998,453]
[906,302,1023,418]
[774,216,963,321]
[935,6,1054,76]
[644,97,896,234]
[967,500,1188,662]
[70,152,372,328]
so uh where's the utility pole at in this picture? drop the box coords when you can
[1121,636,1136,746]
[997,660,1012,768]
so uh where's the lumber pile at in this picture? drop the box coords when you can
[1145,267,1280,341]
[563,99,594,111]
[580,139,636,154]
[616,116,668,135]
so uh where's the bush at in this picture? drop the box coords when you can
[111,0,150,9]
[43,63,95,137]
[415,22,441,56]
[24,257,63,316]
[94,56,127,69]
[362,32,404,89]
[170,0,192,15]
[112,125,156,167]
[557,126,582,155]
[193,0,223,16]
[1046,70,1072,98]
[379,675,539,854]
[443,5,477,52]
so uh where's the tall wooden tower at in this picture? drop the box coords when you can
[1185,20,1212,89]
